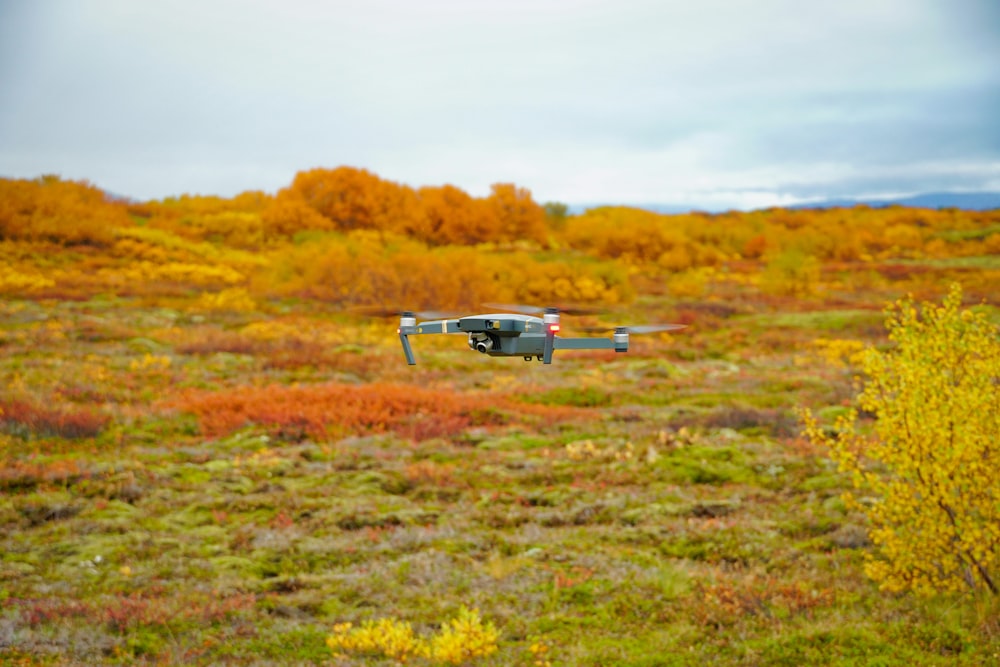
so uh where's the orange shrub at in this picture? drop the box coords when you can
[261,189,334,237]
[288,166,417,233]
[486,182,548,246]
[414,184,498,245]
[0,176,127,246]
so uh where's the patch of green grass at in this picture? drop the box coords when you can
[908,254,1000,270]
[520,385,614,407]
[751,309,883,332]
[934,225,1000,243]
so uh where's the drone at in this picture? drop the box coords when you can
[395,304,685,365]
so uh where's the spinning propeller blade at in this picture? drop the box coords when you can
[353,307,459,320]
[482,303,603,316]
[580,323,687,334]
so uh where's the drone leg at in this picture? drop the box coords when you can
[399,332,416,365]
[543,330,555,364]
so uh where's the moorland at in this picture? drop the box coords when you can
[1,169,999,665]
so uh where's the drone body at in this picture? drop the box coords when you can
[397,307,681,365]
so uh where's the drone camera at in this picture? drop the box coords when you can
[468,333,494,353]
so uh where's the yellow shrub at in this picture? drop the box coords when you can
[0,265,55,293]
[327,618,424,663]
[425,607,500,664]
[811,338,867,368]
[194,288,257,312]
[99,261,245,288]
[327,606,499,665]
[802,284,1000,595]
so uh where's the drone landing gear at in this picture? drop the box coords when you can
[523,355,544,362]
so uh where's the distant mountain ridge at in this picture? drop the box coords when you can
[571,191,1000,215]
[789,192,1000,211]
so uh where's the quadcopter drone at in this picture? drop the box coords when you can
[396,304,684,365]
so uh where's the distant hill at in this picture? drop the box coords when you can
[569,192,1000,215]
[790,192,1000,211]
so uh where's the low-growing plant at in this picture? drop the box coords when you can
[168,382,579,442]
[0,397,110,439]
[327,606,499,665]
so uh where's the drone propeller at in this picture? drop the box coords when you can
[352,306,459,320]
[482,302,603,316]
[579,323,687,334]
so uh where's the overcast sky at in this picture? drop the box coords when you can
[1,0,998,210]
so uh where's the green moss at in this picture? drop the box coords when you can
[521,386,614,407]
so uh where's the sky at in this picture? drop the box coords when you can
[1,0,999,210]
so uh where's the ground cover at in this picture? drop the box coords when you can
[2,282,997,666]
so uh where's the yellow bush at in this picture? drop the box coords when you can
[327,606,499,665]
[811,338,867,368]
[0,265,55,293]
[98,261,245,288]
[194,288,257,312]
[425,606,500,664]
[760,249,820,296]
[802,284,1000,595]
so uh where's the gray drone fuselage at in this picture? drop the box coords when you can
[398,312,627,365]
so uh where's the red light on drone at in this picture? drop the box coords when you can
[549,324,560,333]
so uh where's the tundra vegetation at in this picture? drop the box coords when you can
[1,171,999,665]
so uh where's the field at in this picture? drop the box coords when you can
[2,173,1000,665]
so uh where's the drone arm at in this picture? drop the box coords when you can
[409,319,462,335]
[399,319,461,366]
[553,337,616,351]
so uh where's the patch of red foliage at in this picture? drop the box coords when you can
[167,382,580,441]
[0,457,90,491]
[0,398,110,439]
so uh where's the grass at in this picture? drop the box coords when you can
[1,278,999,666]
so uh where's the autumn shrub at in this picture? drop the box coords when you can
[288,166,416,234]
[760,249,820,296]
[261,189,334,237]
[561,206,696,265]
[264,231,630,309]
[511,255,630,305]
[193,287,257,312]
[0,176,126,246]
[485,182,548,246]
[0,265,56,295]
[802,284,1000,594]
[137,191,271,242]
